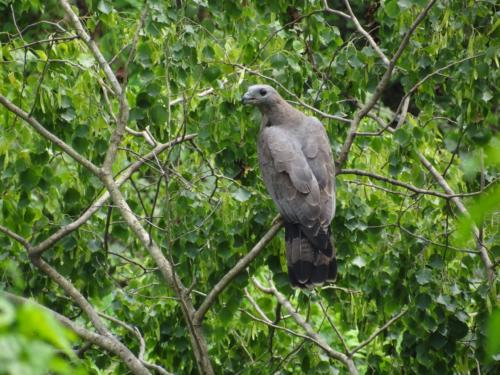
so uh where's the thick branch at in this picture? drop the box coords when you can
[0,225,32,250]
[0,227,149,374]
[99,173,214,374]
[194,218,284,324]
[31,257,110,335]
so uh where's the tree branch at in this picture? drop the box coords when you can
[417,153,495,284]
[98,312,172,375]
[0,93,100,175]
[102,5,148,171]
[336,0,437,167]
[253,278,359,375]
[0,225,32,250]
[28,134,196,256]
[193,218,284,325]
[338,168,489,198]
[322,0,351,19]
[99,173,214,374]
[342,0,390,66]
[59,0,122,95]
[350,308,408,355]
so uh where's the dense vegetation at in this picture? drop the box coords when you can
[0,0,498,374]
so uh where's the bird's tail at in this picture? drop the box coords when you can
[284,223,337,288]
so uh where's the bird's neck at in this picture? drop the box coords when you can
[259,98,302,126]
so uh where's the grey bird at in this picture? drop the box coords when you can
[242,84,337,287]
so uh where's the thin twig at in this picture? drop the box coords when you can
[350,308,408,355]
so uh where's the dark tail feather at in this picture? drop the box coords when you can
[285,223,337,288]
[285,223,313,285]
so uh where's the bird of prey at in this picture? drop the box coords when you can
[242,84,336,288]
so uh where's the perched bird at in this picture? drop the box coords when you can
[242,84,336,288]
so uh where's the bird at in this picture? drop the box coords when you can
[242,84,337,288]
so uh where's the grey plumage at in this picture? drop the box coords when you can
[242,84,337,287]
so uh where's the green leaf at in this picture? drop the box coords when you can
[232,188,251,202]
[486,309,500,361]
[0,299,15,328]
[385,0,400,18]
[97,0,112,14]
[20,169,39,190]
[150,105,168,126]
[415,269,432,285]
[352,256,366,268]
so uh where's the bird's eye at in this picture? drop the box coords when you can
[259,89,267,96]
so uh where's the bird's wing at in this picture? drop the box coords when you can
[302,117,336,227]
[258,126,321,231]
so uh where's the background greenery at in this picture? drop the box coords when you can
[0,0,498,374]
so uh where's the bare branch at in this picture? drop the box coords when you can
[99,172,214,374]
[28,134,196,256]
[59,0,122,95]
[12,35,79,50]
[0,225,32,250]
[169,84,223,107]
[240,309,314,343]
[342,0,390,66]
[337,0,437,167]
[345,179,410,197]
[193,217,284,324]
[391,54,484,121]
[0,94,100,175]
[338,168,489,198]
[322,0,351,19]
[0,226,150,375]
[350,308,408,355]
[102,6,148,171]
[31,257,109,334]
[126,126,157,146]
[98,312,172,375]
[253,278,359,375]
[418,153,495,284]
[10,4,25,42]
[244,288,273,324]
[318,301,350,354]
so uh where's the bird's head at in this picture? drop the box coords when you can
[241,84,280,107]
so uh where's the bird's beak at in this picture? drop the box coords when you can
[241,92,252,104]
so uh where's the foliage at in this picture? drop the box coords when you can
[0,296,82,375]
[0,0,498,374]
